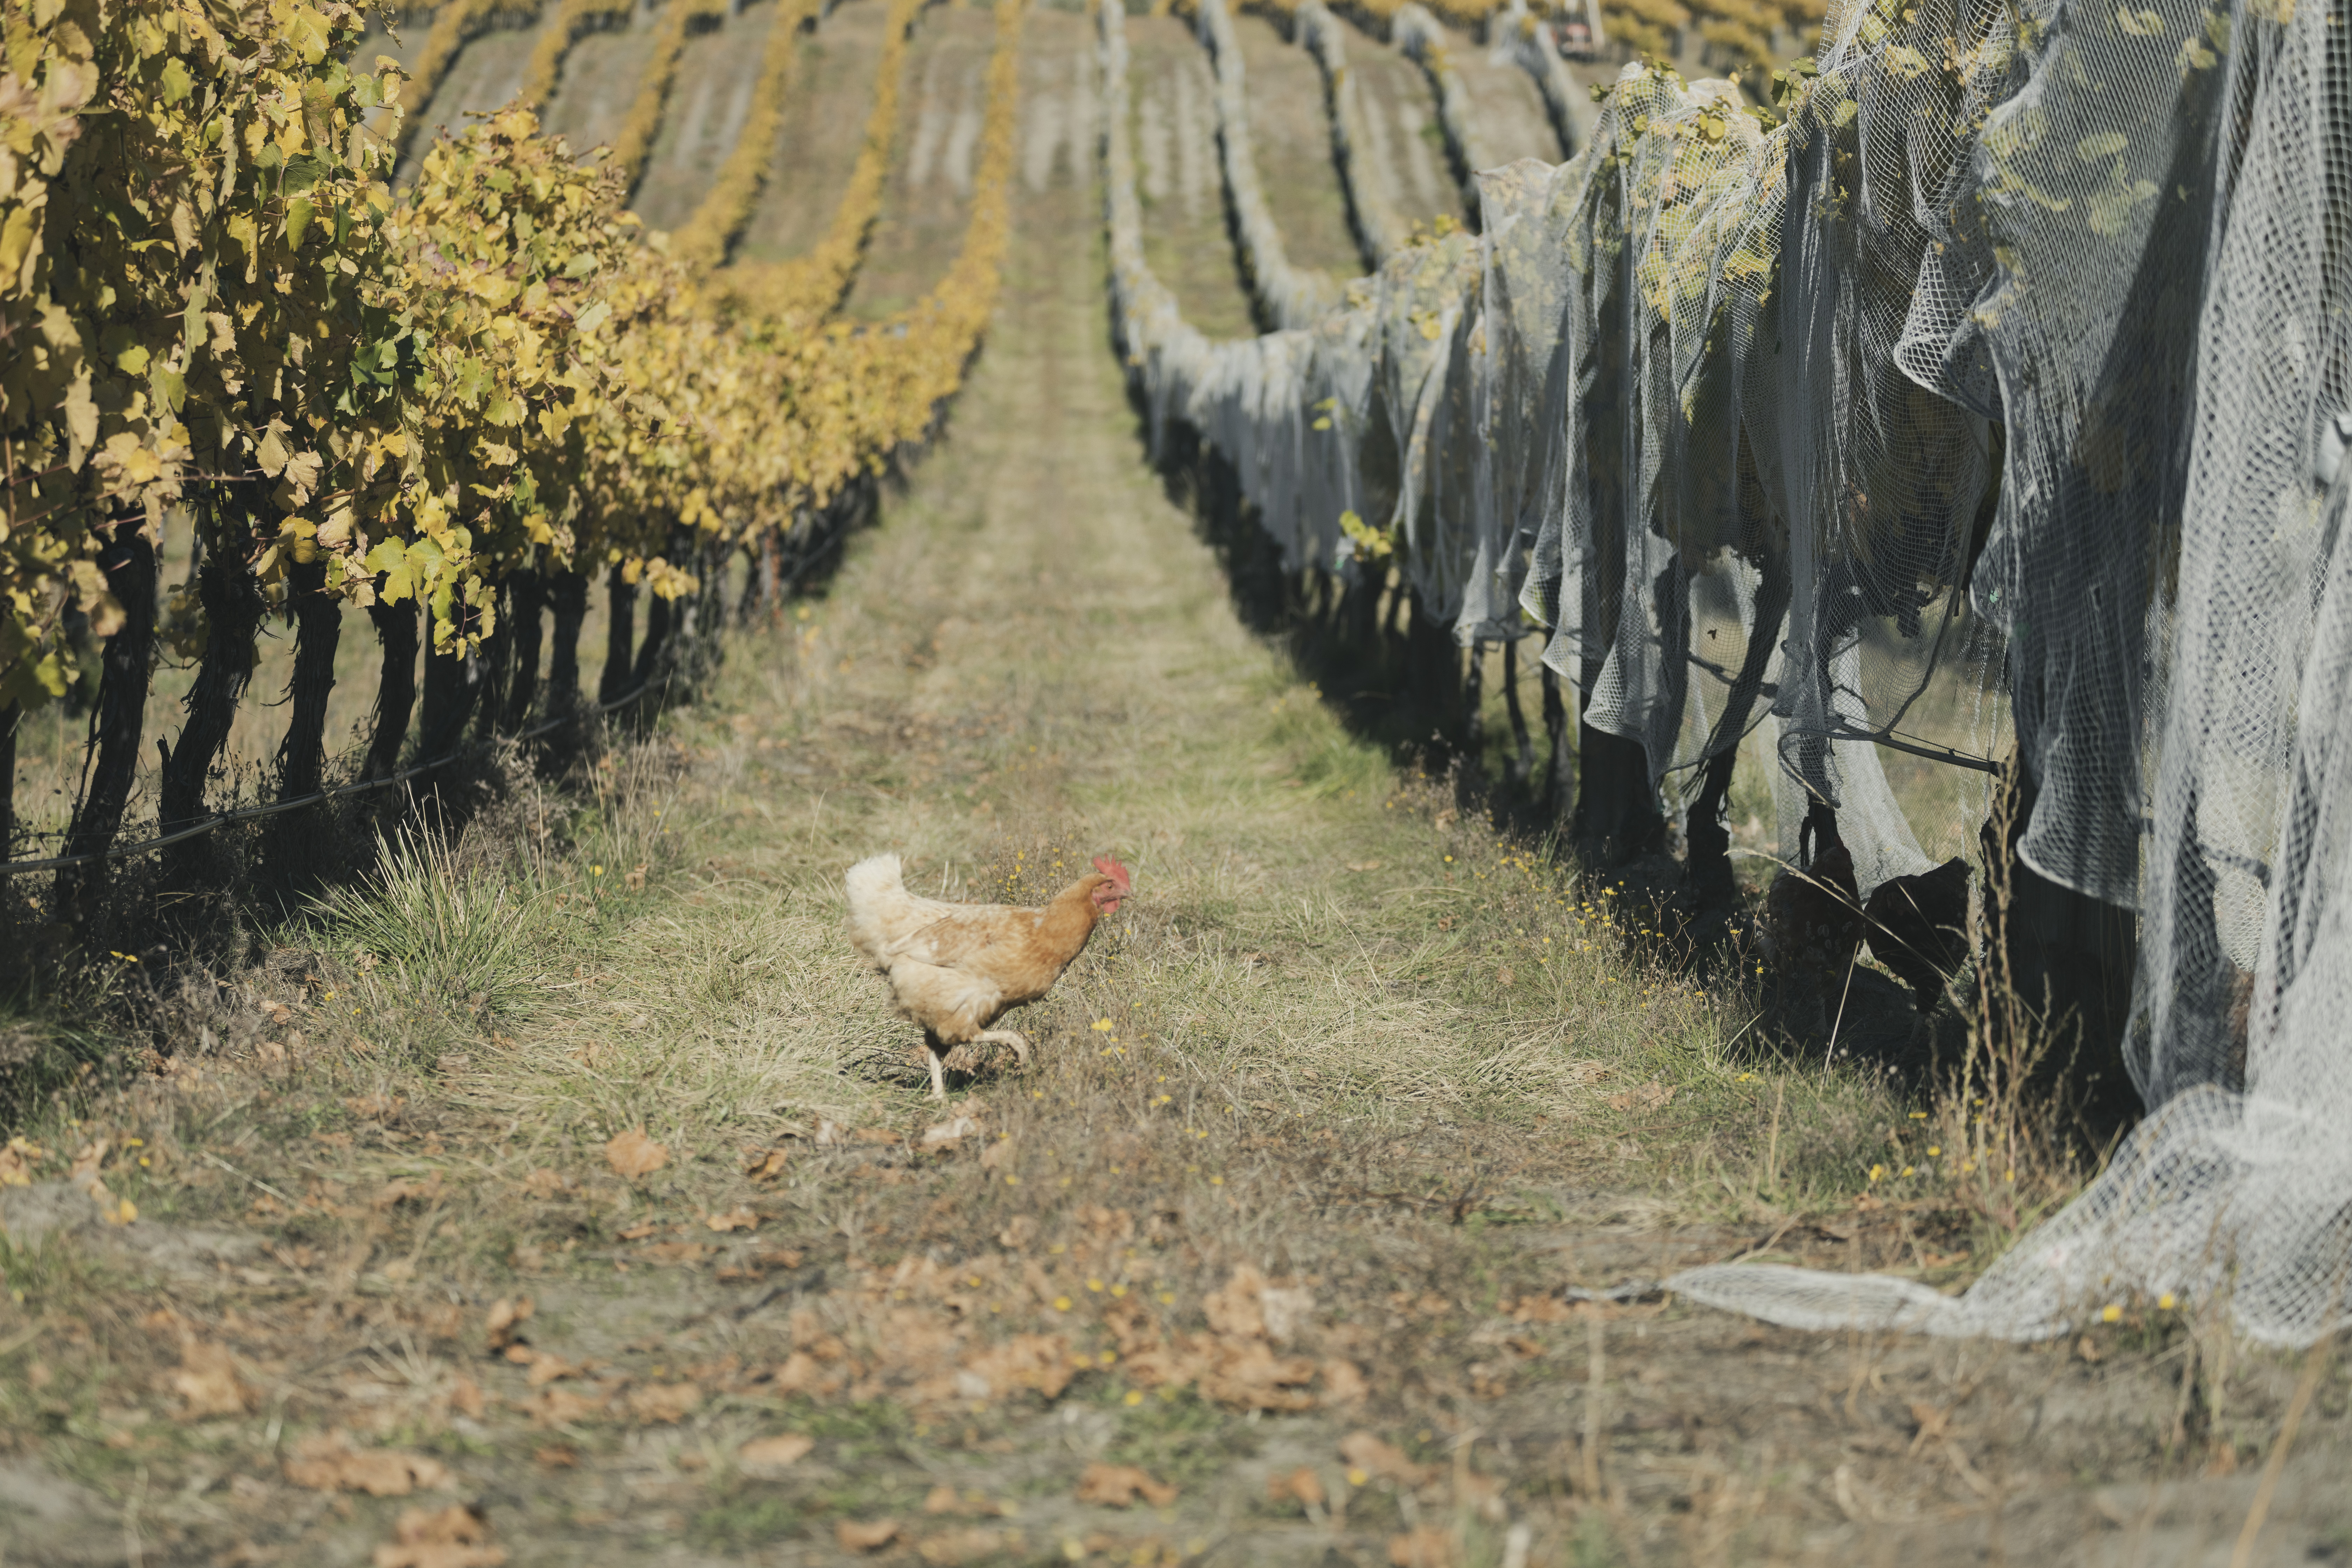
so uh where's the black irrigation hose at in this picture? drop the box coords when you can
[0,670,674,876]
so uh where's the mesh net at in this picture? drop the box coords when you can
[1100,0,2352,1346]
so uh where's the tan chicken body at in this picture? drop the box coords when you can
[845,853,1132,1099]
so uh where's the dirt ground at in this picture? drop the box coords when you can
[2,6,2348,1568]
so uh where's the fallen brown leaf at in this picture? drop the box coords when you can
[1075,1462,1177,1508]
[524,1355,582,1387]
[644,1241,712,1266]
[1268,1466,1326,1508]
[1201,1336,1318,1411]
[853,1127,902,1146]
[836,1519,899,1551]
[1604,1081,1676,1113]
[372,1171,444,1210]
[603,1127,668,1179]
[527,1386,608,1427]
[448,1377,484,1420]
[918,1527,1006,1565]
[616,1220,658,1241]
[1388,1526,1455,1568]
[284,1433,452,1498]
[737,1433,815,1473]
[1203,1265,1267,1338]
[1342,1431,1435,1487]
[704,1206,760,1233]
[920,1115,981,1151]
[1321,1359,1369,1403]
[743,1147,790,1181]
[533,1446,578,1469]
[171,1339,256,1417]
[483,1298,533,1352]
[0,1136,46,1185]
[372,1503,506,1568]
[624,1381,702,1423]
[958,1334,1073,1400]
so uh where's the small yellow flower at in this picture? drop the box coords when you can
[1926,1146,1941,1157]
[1209,1175,1224,1186]
[2158,1293,2177,1310]
[1900,1166,1914,1177]
[1088,1278,1104,1293]
[1345,1467,1370,1487]
[1092,1018,1115,1032]
[1054,1296,1072,1311]
[1111,1283,1127,1297]
[592,865,604,876]
[2100,1304,2122,1323]
[1124,1390,1144,1406]
[1869,1164,1884,1182]
[1158,1291,1175,1305]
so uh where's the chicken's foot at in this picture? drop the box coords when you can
[974,1029,1031,1070]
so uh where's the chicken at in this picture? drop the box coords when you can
[845,852,1133,1099]
[1758,806,1864,975]
[1863,856,1971,1012]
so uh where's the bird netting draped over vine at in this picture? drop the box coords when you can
[1099,0,2352,1346]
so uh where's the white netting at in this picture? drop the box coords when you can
[1391,3,1494,223]
[1296,0,1409,266]
[1195,0,1345,329]
[1100,0,2352,1346]
[1488,0,1584,160]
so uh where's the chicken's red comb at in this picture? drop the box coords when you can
[1093,855,1132,893]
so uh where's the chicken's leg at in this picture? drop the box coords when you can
[974,1029,1030,1070]
[924,1041,948,1101]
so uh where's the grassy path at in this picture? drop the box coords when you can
[3,18,2348,1565]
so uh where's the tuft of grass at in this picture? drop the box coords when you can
[306,828,553,1027]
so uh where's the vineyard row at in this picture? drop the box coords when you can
[1,0,1024,915]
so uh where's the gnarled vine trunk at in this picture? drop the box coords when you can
[501,566,546,732]
[546,568,589,711]
[362,599,419,782]
[598,563,636,706]
[276,558,344,799]
[58,525,159,918]
[159,522,266,842]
